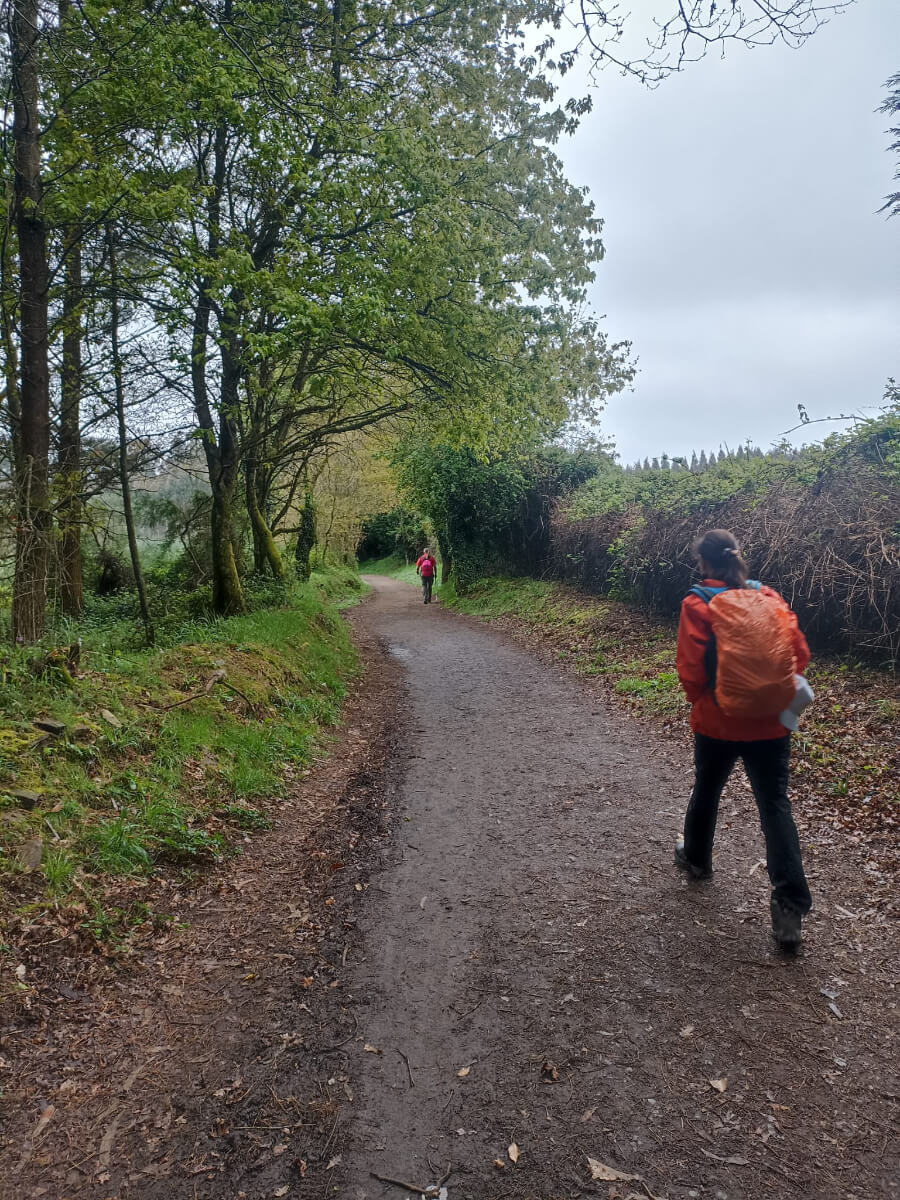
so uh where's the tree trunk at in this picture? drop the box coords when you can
[1,184,22,478]
[10,0,51,644]
[210,478,243,615]
[210,330,246,615]
[55,0,82,616]
[109,226,154,644]
[246,458,265,574]
[58,231,83,616]
[190,105,246,618]
[244,457,284,580]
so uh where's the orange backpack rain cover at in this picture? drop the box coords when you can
[706,589,797,718]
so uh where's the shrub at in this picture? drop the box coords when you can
[552,397,900,662]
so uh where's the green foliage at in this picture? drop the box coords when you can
[0,565,361,924]
[295,494,318,583]
[85,814,153,875]
[440,575,556,618]
[554,396,900,660]
[217,804,272,831]
[396,445,531,592]
[358,507,428,564]
[42,847,78,899]
[395,440,610,592]
[5,0,637,635]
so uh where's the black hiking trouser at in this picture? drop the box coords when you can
[683,733,812,915]
[421,575,433,603]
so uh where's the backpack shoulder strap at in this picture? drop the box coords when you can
[689,585,728,603]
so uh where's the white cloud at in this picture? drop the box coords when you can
[557,0,900,459]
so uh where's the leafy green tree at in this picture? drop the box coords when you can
[395,440,608,590]
[133,0,631,611]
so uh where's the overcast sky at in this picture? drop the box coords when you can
[556,0,900,464]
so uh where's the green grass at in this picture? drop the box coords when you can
[0,565,361,935]
[438,575,555,618]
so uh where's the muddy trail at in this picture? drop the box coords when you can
[3,577,897,1200]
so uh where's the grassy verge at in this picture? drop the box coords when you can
[441,576,900,835]
[358,553,422,587]
[0,566,363,948]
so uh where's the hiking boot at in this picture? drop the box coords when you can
[771,898,802,951]
[674,839,712,880]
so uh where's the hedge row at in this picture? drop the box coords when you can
[548,406,900,664]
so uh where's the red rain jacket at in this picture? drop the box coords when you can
[676,578,810,742]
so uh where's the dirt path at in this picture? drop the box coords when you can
[340,577,897,1199]
[2,577,897,1200]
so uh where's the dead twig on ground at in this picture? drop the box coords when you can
[370,1170,429,1194]
[396,1047,415,1088]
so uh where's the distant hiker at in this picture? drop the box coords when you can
[674,528,813,950]
[416,548,437,604]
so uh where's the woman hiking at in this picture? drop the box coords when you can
[674,529,813,950]
[416,548,437,604]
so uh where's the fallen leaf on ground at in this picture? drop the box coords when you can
[274,1188,289,1198]
[100,708,121,728]
[540,1059,559,1081]
[31,1106,55,1138]
[457,1066,470,1077]
[363,1044,382,1054]
[580,1107,596,1123]
[493,1158,506,1169]
[680,1024,694,1038]
[326,1155,341,1169]
[709,1077,728,1092]
[587,1157,640,1182]
[702,1149,750,1166]
[508,1143,520,1163]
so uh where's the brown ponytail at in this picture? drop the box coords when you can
[692,528,749,588]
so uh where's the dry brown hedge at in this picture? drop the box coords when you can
[549,429,900,665]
